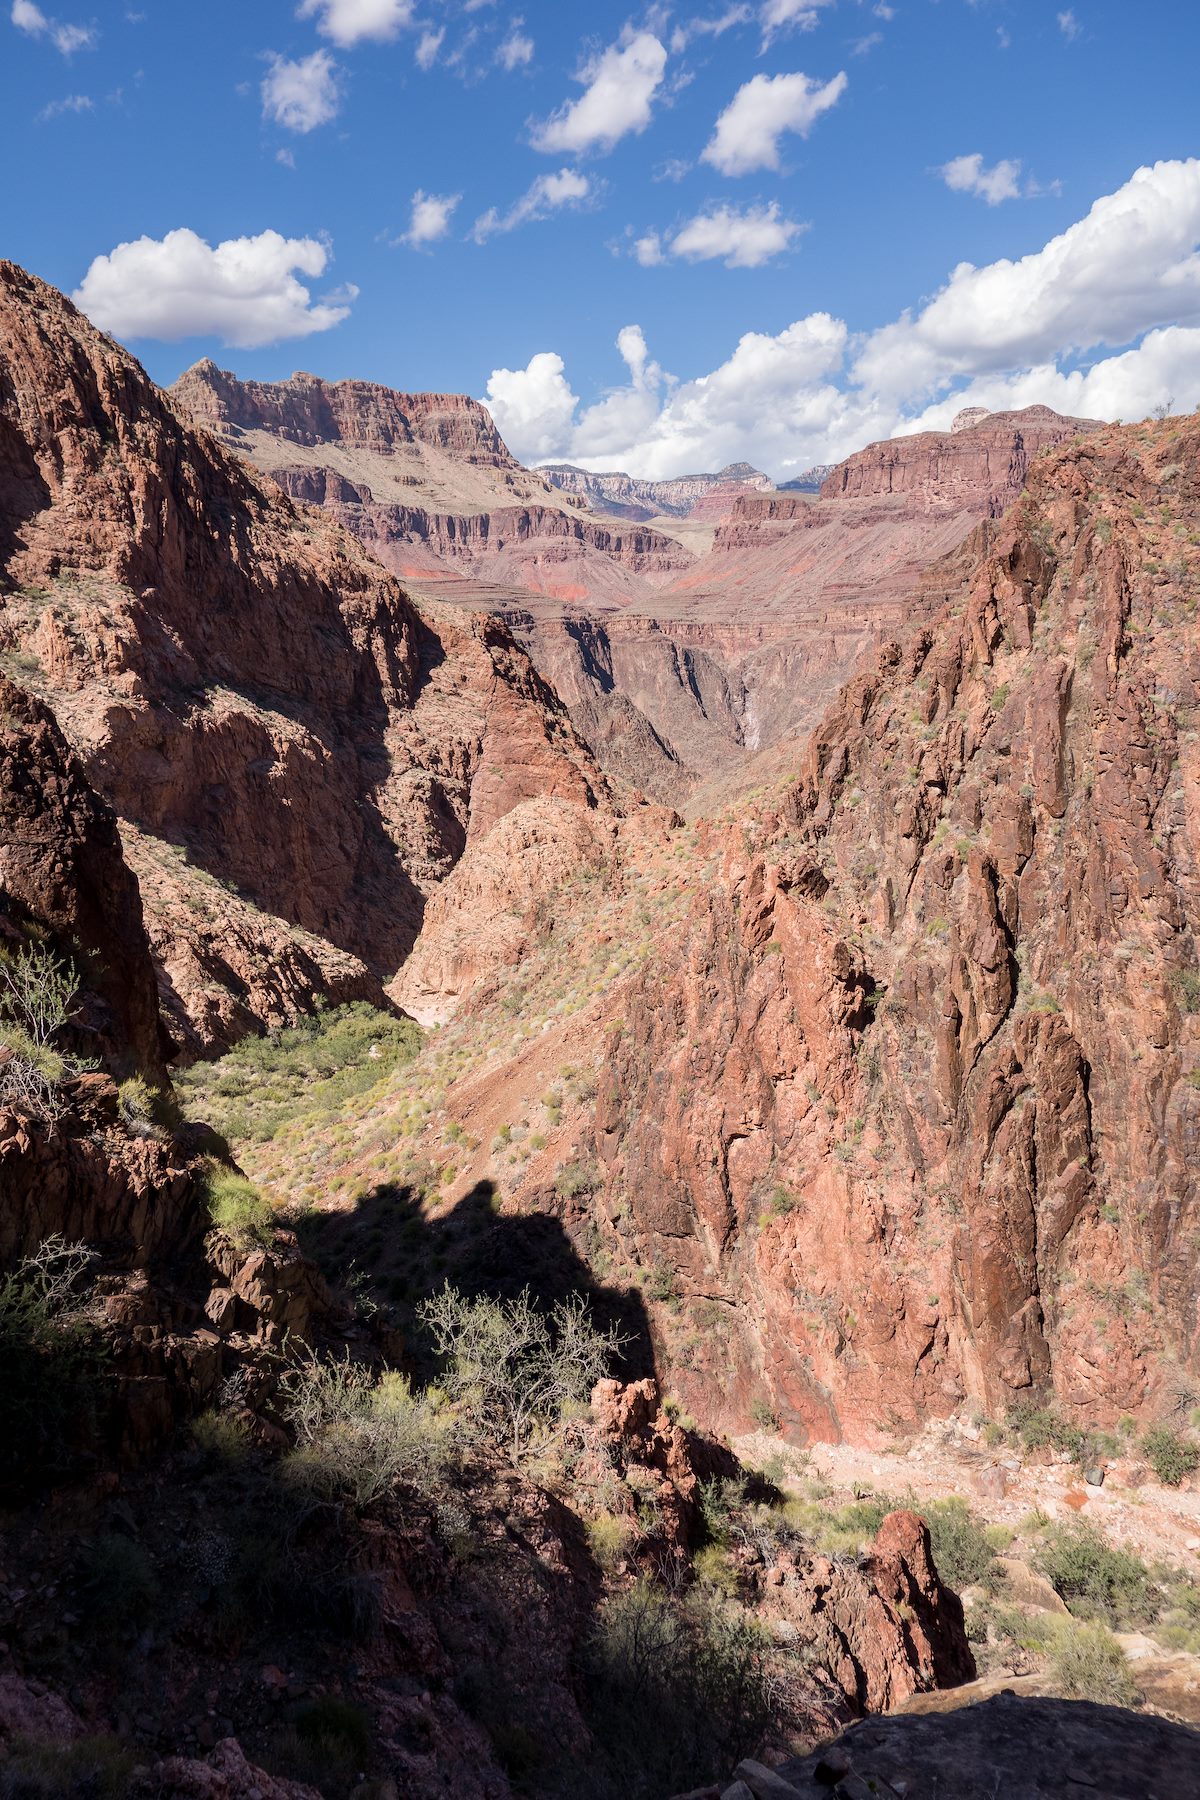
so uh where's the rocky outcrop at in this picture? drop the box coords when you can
[173,360,518,467]
[820,405,1100,516]
[766,1511,975,1714]
[767,1693,1200,1799]
[0,260,607,1049]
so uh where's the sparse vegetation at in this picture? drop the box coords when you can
[420,1284,624,1464]
[281,1356,459,1509]
[1141,1423,1200,1487]
[175,1001,421,1146]
[582,1579,774,1798]
[0,941,93,1124]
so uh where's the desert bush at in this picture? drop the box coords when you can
[420,1284,624,1464]
[281,1356,459,1509]
[0,942,92,1124]
[587,1511,634,1568]
[582,1581,773,1797]
[922,1497,997,1590]
[1034,1522,1154,1627]
[1049,1620,1137,1706]
[201,1164,277,1247]
[555,1157,600,1197]
[1142,1424,1200,1487]
[0,1236,106,1494]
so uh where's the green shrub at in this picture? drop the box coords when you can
[202,1164,276,1246]
[1142,1425,1200,1487]
[555,1157,600,1197]
[1049,1620,1137,1706]
[420,1284,624,1464]
[1034,1522,1154,1626]
[0,942,92,1122]
[749,1395,780,1432]
[923,1497,997,1590]
[587,1511,634,1568]
[281,1358,459,1509]
[582,1581,772,1797]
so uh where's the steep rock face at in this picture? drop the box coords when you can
[592,416,1200,1436]
[821,405,1100,516]
[0,262,606,1050]
[0,675,163,1076]
[172,360,518,467]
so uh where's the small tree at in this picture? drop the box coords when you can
[280,1355,459,1509]
[0,942,91,1125]
[420,1284,625,1464]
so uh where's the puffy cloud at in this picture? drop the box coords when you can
[633,203,805,269]
[398,189,461,248]
[11,0,95,53]
[297,0,415,48]
[854,158,1200,403]
[261,50,341,133]
[482,159,1200,477]
[484,351,580,461]
[73,228,355,349]
[531,28,667,157]
[939,153,1023,206]
[702,69,846,176]
[1058,9,1081,41]
[496,18,533,70]
[472,168,592,241]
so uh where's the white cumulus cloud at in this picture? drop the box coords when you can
[472,168,592,241]
[702,69,846,176]
[11,0,95,53]
[38,91,92,119]
[531,28,667,157]
[261,51,341,133]
[480,159,1200,478]
[297,0,415,48]
[635,201,805,269]
[484,351,580,460]
[399,189,461,248]
[73,228,356,349]
[939,153,1023,206]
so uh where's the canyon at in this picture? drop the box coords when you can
[2,260,1199,1799]
[172,361,1101,804]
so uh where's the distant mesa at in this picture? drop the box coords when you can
[540,460,774,522]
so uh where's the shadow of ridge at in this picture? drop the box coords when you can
[293,1175,657,1387]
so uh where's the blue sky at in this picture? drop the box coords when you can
[3,1,1200,476]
